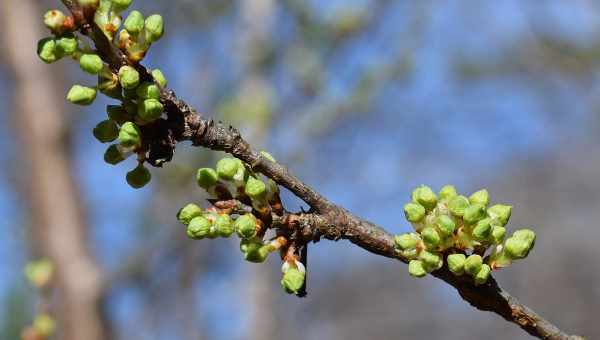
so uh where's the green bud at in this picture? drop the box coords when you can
[216,158,240,180]
[79,54,104,75]
[464,254,483,276]
[490,226,506,244]
[55,35,78,55]
[215,214,234,237]
[118,65,140,90]
[447,253,466,276]
[66,85,97,105]
[106,105,132,124]
[196,168,218,189]
[448,195,470,217]
[281,267,305,294]
[419,250,442,272]
[463,203,486,225]
[43,10,67,32]
[472,218,492,241]
[136,82,161,99]
[394,233,419,251]
[487,204,512,226]
[469,189,489,207]
[93,120,119,143]
[240,238,270,263]
[126,164,151,189]
[411,185,438,210]
[187,216,211,239]
[118,122,142,148]
[421,227,440,249]
[177,203,203,225]
[260,150,276,162]
[123,10,145,35]
[234,214,258,239]
[37,38,59,64]
[103,144,125,165]
[33,314,56,337]
[112,0,133,12]
[439,185,458,201]
[152,69,167,87]
[403,202,425,222]
[408,260,427,278]
[137,99,163,122]
[24,259,54,288]
[475,264,491,285]
[505,229,536,259]
[78,0,99,7]
[435,215,456,237]
[245,176,266,199]
[145,14,164,42]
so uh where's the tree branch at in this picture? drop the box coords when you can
[59,2,583,339]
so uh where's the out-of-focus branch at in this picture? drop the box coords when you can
[0,1,108,340]
[57,2,583,339]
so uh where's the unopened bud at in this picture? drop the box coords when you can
[281,266,305,294]
[260,150,276,162]
[93,120,119,143]
[112,0,133,12]
[469,189,489,207]
[487,204,512,226]
[403,202,425,222]
[464,254,483,276]
[43,10,67,33]
[66,85,97,105]
[408,260,427,278]
[152,69,167,87]
[234,214,258,239]
[245,176,266,199]
[240,238,270,263]
[78,0,99,7]
[37,38,59,64]
[187,216,211,239]
[123,10,144,35]
[80,54,104,75]
[490,226,506,244]
[447,253,466,276]
[472,218,492,241]
[118,122,142,148]
[216,158,239,180]
[505,229,535,259]
[145,14,164,42]
[435,215,456,237]
[33,314,56,337]
[394,233,419,251]
[196,168,218,189]
[136,82,161,100]
[411,185,438,210]
[448,195,469,217]
[419,250,443,272]
[118,65,140,90]
[55,35,78,55]
[137,98,163,122]
[474,264,491,285]
[463,203,486,225]
[215,214,234,237]
[421,227,440,249]
[439,184,458,201]
[177,203,203,225]
[103,144,125,165]
[126,164,151,189]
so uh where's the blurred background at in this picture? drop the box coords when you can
[1,0,599,339]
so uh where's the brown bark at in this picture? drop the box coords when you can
[0,1,107,339]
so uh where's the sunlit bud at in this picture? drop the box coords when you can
[472,218,492,241]
[403,202,425,222]
[152,69,167,87]
[232,158,248,183]
[469,189,489,207]
[439,185,458,201]
[216,158,239,180]
[187,216,211,239]
[260,150,276,162]
[419,250,443,272]
[66,85,97,105]
[79,54,104,75]
[234,214,258,239]
[43,10,67,33]
[421,227,441,249]
[196,168,218,189]
[145,14,164,42]
[435,215,456,237]
[394,233,419,251]
[136,82,161,99]
[118,65,140,90]
[206,213,219,239]
[103,144,126,165]
[448,195,470,217]
[177,203,203,225]
[24,259,54,288]
[106,105,132,124]
[475,264,491,285]
[126,164,151,189]
[281,266,305,294]
[245,176,267,199]
[55,35,78,55]
[37,38,59,64]
[411,185,438,210]
[33,314,56,337]
[505,229,536,259]
[463,203,486,225]
[112,0,133,12]
[464,254,483,276]
[447,253,466,276]
[408,260,427,278]
[215,214,234,237]
[487,204,512,226]
[118,122,141,148]
[123,10,144,35]
[490,226,506,244]
[137,99,163,122]
[92,120,119,143]
[240,238,270,263]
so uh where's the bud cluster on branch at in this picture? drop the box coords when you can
[396,185,535,284]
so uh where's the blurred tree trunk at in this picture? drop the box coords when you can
[0,1,108,340]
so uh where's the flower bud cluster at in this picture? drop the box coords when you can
[395,185,536,285]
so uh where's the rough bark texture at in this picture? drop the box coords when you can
[54,1,585,339]
[1,1,108,339]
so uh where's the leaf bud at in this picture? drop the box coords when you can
[118,122,142,148]
[196,168,218,189]
[411,185,438,210]
[126,164,151,189]
[93,119,119,143]
[463,203,486,225]
[447,253,466,276]
[79,54,104,75]
[439,184,458,201]
[448,195,470,217]
[475,264,491,285]
[216,158,240,180]
[408,259,427,278]
[487,204,512,226]
[234,214,258,239]
[469,189,489,207]
[66,85,97,105]
[177,203,203,225]
[187,216,211,239]
[118,65,140,90]
[403,202,425,222]
[464,254,483,277]
[145,14,164,42]
[504,229,536,259]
